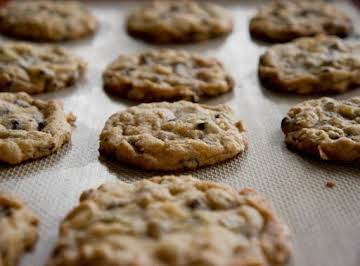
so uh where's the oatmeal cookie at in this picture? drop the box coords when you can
[259,36,360,94]
[0,42,86,94]
[0,193,39,266]
[250,0,353,43]
[0,0,97,42]
[281,97,360,164]
[99,101,247,171]
[103,49,234,102]
[126,1,233,44]
[0,92,75,164]
[47,175,292,266]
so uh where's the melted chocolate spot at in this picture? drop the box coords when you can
[38,121,46,131]
[196,122,206,130]
[11,120,21,130]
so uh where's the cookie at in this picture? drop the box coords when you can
[0,42,86,94]
[281,97,360,164]
[103,49,234,102]
[99,101,247,171]
[126,1,233,44]
[47,175,292,266]
[250,0,353,43]
[0,0,97,42]
[259,36,360,94]
[0,92,75,164]
[0,193,39,266]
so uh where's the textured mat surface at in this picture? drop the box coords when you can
[0,1,359,266]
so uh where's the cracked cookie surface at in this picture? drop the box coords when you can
[126,1,233,44]
[0,0,97,42]
[250,0,352,43]
[0,42,86,94]
[0,193,39,266]
[281,97,360,164]
[103,49,234,102]
[47,175,292,266]
[99,101,247,171]
[0,92,75,164]
[259,36,360,94]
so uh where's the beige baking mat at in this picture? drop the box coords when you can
[0,1,359,265]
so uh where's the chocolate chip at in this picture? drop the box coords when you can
[170,5,180,12]
[38,121,46,131]
[187,198,203,209]
[0,206,12,217]
[11,120,21,130]
[281,117,291,133]
[215,114,221,118]
[139,55,151,65]
[196,122,207,130]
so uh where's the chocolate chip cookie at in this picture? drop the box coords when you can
[250,0,353,43]
[126,1,233,44]
[0,42,86,94]
[0,92,75,164]
[0,0,97,42]
[99,101,247,171]
[259,36,360,94]
[103,49,234,102]
[0,193,39,266]
[282,97,360,164]
[47,175,292,266]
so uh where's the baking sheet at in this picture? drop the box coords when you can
[0,1,359,265]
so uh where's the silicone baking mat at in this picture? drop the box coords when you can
[0,1,359,265]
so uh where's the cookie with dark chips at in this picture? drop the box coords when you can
[99,101,247,171]
[0,42,86,94]
[0,92,75,164]
[47,175,292,266]
[282,97,360,164]
[0,192,39,266]
[126,1,233,44]
[103,49,234,102]
[250,0,353,43]
[259,36,360,94]
[0,0,97,42]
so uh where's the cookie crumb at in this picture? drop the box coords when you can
[325,180,336,189]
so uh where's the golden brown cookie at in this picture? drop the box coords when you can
[99,101,247,171]
[103,49,234,102]
[47,175,292,266]
[0,0,97,42]
[0,92,75,164]
[259,36,360,94]
[0,42,86,94]
[250,0,352,43]
[126,1,233,44]
[282,97,360,164]
[0,193,39,266]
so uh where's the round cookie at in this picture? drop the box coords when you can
[99,101,247,171]
[126,1,233,44]
[103,49,234,102]
[0,92,75,164]
[259,36,360,94]
[0,0,97,42]
[0,42,86,94]
[281,97,360,164]
[0,193,39,266]
[47,175,292,266]
[249,0,353,43]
